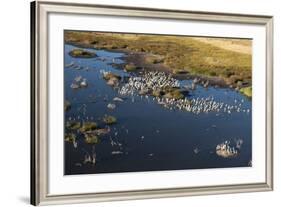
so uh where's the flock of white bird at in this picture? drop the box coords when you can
[119,71,180,95]
[118,71,250,114]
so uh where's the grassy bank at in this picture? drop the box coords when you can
[65,31,252,90]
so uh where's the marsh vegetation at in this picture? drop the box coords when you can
[65,31,252,93]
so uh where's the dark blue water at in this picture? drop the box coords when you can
[64,44,252,175]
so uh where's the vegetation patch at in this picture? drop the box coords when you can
[80,122,98,133]
[103,115,117,125]
[65,133,76,142]
[84,134,99,145]
[65,31,252,87]
[145,55,164,64]
[92,128,111,136]
[172,69,189,74]
[102,72,121,81]
[69,49,97,58]
[239,86,252,98]
[151,87,185,100]
[66,121,81,130]
[152,89,164,97]
[124,63,137,72]
[163,88,185,100]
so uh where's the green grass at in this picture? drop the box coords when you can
[65,31,252,86]
[239,86,252,98]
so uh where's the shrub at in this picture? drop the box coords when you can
[124,63,137,72]
[66,121,81,130]
[69,49,97,58]
[65,133,76,142]
[84,134,99,144]
[80,122,98,132]
[103,115,117,125]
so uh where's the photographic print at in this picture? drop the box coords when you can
[31,2,273,204]
[64,31,252,175]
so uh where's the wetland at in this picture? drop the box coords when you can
[64,31,252,175]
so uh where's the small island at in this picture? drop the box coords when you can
[69,48,97,58]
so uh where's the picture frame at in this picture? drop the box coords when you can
[31,0,273,205]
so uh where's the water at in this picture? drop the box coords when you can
[64,44,252,175]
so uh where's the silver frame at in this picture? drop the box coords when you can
[31,0,274,205]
